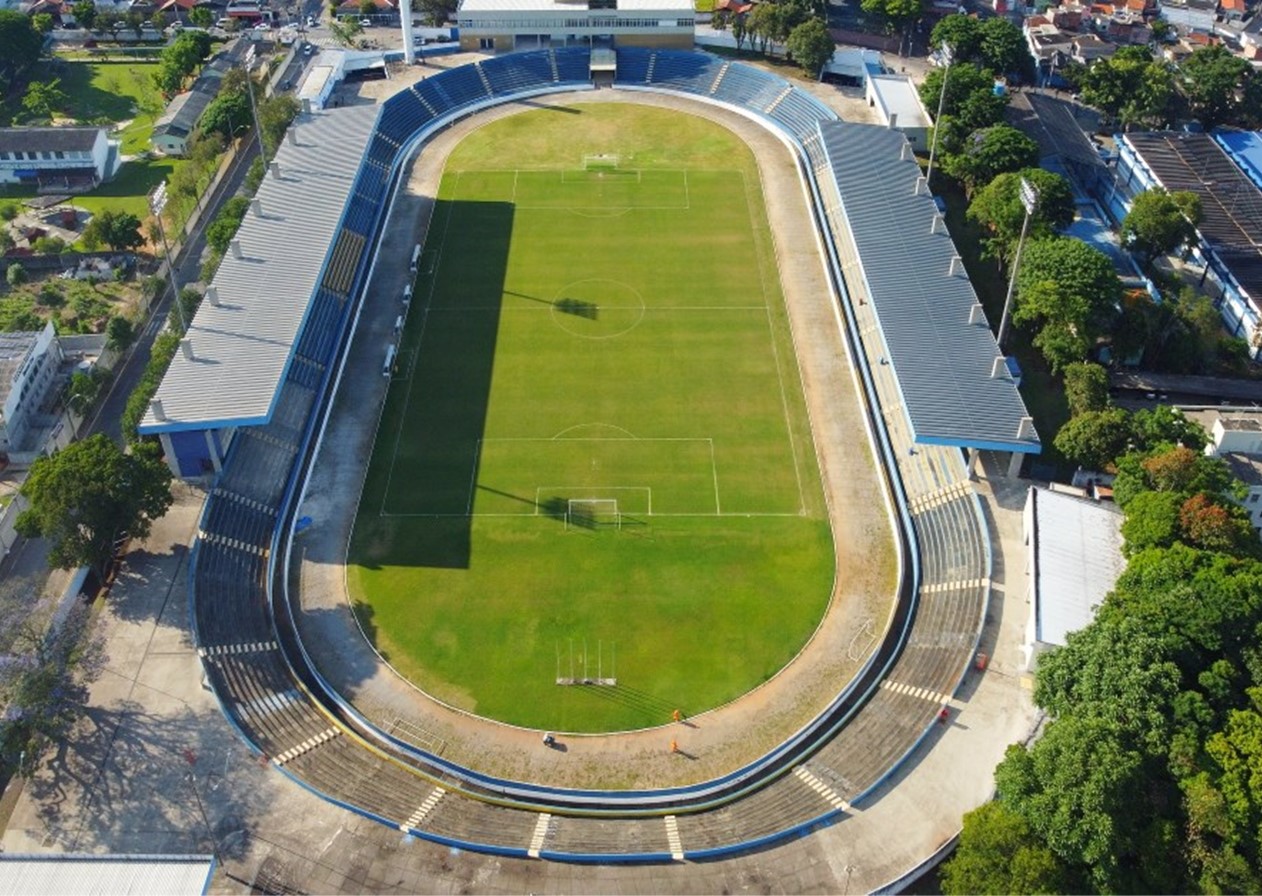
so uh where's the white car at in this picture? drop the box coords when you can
[253,21,269,30]
[306,14,316,26]
[359,17,371,26]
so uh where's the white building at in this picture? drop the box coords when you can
[0,127,120,191]
[0,322,65,454]
[865,75,932,151]
[1022,486,1126,673]
[1204,413,1262,534]
[455,0,695,52]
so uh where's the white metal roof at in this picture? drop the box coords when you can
[459,0,693,11]
[867,75,930,129]
[1029,487,1125,647]
[139,105,378,434]
[0,854,214,895]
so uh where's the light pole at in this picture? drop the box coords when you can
[149,181,186,333]
[925,41,953,191]
[997,176,1039,351]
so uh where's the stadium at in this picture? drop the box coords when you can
[136,45,1039,869]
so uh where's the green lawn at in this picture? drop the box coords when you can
[348,105,833,733]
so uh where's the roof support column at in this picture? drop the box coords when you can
[203,429,224,474]
[159,432,180,479]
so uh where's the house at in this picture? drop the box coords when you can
[151,43,242,156]
[1203,413,1262,535]
[1240,14,1262,59]
[1071,33,1117,62]
[0,322,65,455]
[0,127,119,191]
[1220,0,1246,22]
[1021,486,1126,673]
[1105,11,1152,42]
[334,0,395,18]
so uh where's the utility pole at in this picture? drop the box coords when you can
[149,181,186,333]
[997,176,1039,350]
[925,42,954,191]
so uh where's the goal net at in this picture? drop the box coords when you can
[566,498,621,531]
[583,153,620,171]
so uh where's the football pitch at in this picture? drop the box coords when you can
[348,104,834,732]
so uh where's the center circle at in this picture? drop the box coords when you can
[550,278,646,339]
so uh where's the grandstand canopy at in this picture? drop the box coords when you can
[818,121,1040,453]
[139,106,378,435]
[1215,129,1262,193]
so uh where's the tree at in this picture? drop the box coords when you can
[977,17,1032,80]
[1179,494,1257,556]
[943,124,1038,194]
[1062,361,1109,416]
[16,434,173,579]
[994,716,1152,891]
[1131,405,1208,453]
[206,196,249,255]
[359,0,376,15]
[257,93,300,157]
[1121,489,1184,555]
[1179,45,1251,129]
[105,314,135,351]
[731,12,748,51]
[66,368,106,415]
[1122,188,1202,264]
[1078,46,1174,129]
[327,17,363,46]
[785,18,834,78]
[929,13,981,61]
[81,209,144,251]
[966,168,1074,263]
[941,801,1070,895]
[73,0,98,29]
[189,5,212,27]
[154,29,213,95]
[197,88,251,142]
[0,10,44,96]
[860,0,924,50]
[32,12,55,34]
[21,78,68,120]
[1052,407,1132,470]
[0,575,105,779]
[6,262,26,287]
[1014,237,1122,371]
[414,0,458,26]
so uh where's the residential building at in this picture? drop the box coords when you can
[0,127,119,191]
[1240,14,1262,59]
[1203,412,1262,535]
[0,322,65,455]
[1071,32,1117,62]
[1220,0,1246,22]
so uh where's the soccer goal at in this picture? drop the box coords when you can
[566,498,621,531]
[583,153,620,171]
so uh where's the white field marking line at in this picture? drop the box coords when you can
[709,438,721,515]
[442,305,771,313]
[740,165,806,514]
[377,510,804,519]
[379,172,462,518]
[506,166,692,212]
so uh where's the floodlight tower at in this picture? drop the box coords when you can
[400,6,416,64]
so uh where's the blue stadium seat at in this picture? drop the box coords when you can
[614,47,652,83]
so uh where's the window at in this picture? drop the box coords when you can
[479,37,493,48]
[1250,493,1260,503]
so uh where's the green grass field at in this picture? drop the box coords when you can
[348,105,834,732]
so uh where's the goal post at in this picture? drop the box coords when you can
[566,498,621,531]
[583,153,620,170]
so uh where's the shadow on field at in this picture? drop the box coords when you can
[354,199,514,570]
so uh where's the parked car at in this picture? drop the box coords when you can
[302,41,314,55]
[359,17,371,26]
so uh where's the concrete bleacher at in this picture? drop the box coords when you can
[184,46,995,863]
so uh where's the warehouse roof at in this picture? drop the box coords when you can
[139,105,378,433]
[1028,486,1125,648]
[0,854,215,896]
[818,121,1040,452]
